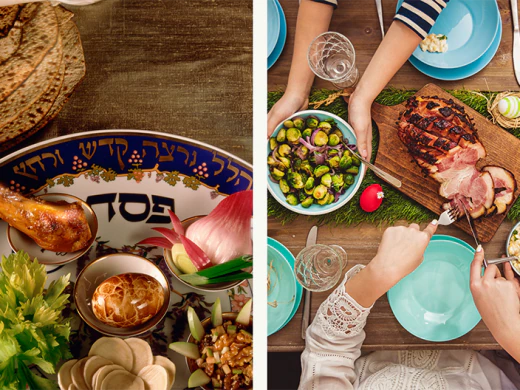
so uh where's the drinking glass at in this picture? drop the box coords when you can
[294,244,348,292]
[307,32,359,89]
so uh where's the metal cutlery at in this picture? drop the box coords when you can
[375,0,385,39]
[437,207,459,226]
[460,203,488,267]
[486,256,519,266]
[301,225,317,340]
[512,0,520,85]
[346,146,402,188]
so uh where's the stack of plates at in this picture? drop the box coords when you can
[267,237,303,336]
[0,2,85,153]
[267,0,287,69]
[397,0,501,81]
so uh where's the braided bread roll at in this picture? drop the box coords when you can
[92,273,164,328]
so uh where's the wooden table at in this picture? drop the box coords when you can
[0,0,252,164]
[268,0,518,351]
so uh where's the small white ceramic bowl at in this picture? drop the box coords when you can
[6,193,98,265]
[74,253,171,337]
[506,221,520,277]
[163,216,248,292]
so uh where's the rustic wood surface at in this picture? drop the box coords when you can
[267,1,519,352]
[268,0,518,92]
[0,0,252,163]
[365,83,520,243]
[268,217,514,352]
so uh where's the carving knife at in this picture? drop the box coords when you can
[301,225,317,339]
[375,0,385,39]
[512,0,520,85]
[461,203,488,268]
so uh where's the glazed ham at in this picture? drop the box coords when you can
[398,96,515,218]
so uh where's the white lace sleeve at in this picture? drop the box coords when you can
[299,265,373,390]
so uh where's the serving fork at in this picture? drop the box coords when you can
[437,207,459,226]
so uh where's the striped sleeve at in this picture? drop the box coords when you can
[310,0,338,10]
[394,0,450,39]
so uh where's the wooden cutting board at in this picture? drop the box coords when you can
[349,83,520,243]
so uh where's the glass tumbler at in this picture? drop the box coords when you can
[307,32,359,89]
[294,244,348,292]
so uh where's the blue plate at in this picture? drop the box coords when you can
[268,237,298,336]
[268,0,280,57]
[408,19,501,81]
[388,235,481,342]
[267,110,366,216]
[268,0,286,70]
[268,237,303,332]
[397,0,499,69]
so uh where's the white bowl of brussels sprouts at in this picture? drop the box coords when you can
[267,110,366,215]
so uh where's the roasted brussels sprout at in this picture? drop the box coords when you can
[314,131,329,147]
[279,156,291,169]
[344,174,355,186]
[332,129,343,140]
[288,171,304,189]
[278,144,291,157]
[276,128,286,143]
[313,165,330,178]
[302,128,313,138]
[297,146,309,159]
[301,197,314,208]
[293,158,303,171]
[267,156,276,166]
[304,187,314,195]
[304,176,315,190]
[279,179,290,194]
[299,191,307,202]
[269,138,278,151]
[328,134,340,146]
[317,195,329,205]
[292,117,305,130]
[321,173,332,187]
[313,184,328,200]
[352,155,361,167]
[327,193,335,204]
[346,166,359,175]
[286,194,298,206]
[332,174,344,192]
[318,121,332,133]
[301,160,313,176]
[286,128,302,144]
[328,156,340,168]
[327,149,339,157]
[283,120,294,128]
[339,155,352,170]
[306,116,319,129]
[271,168,285,180]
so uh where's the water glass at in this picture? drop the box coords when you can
[294,244,348,292]
[307,32,359,89]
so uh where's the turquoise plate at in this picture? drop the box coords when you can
[388,235,481,342]
[397,0,499,69]
[268,237,299,336]
[267,110,366,216]
[268,237,303,331]
[408,18,502,81]
[267,0,280,57]
[267,0,286,69]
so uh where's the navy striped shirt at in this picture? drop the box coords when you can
[311,0,450,39]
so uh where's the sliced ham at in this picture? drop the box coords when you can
[482,166,516,215]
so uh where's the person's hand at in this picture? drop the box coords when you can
[267,92,308,137]
[348,91,373,160]
[470,247,520,345]
[504,261,520,298]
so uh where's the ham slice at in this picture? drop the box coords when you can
[398,96,500,218]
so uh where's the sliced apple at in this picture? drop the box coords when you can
[188,369,211,388]
[168,342,200,360]
[211,298,223,327]
[187,307,205,341]
[236,298,252,326]
[124,338,154,376]
[153,356,176,390]
[58,359,77,390]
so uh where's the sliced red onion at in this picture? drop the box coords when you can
[295,146,307,160]
[269,175,279,183]
[179,235,213,270]
[271,147,281,163]
[152,227,180,244]
[136,236,173,249]
[310,128,321,145]
[168,209,185,236]
[314,152,326,165]
[334,192,342,203]
[299,137,317,152]
[347,144,357,150]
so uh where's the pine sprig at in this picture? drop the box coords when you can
[267,88,520,226]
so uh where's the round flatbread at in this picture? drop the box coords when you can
[57,359,77,390]
[100,370,144,390]
[152,356,176,390]
[138,365,168,390]
[92,364,125,390]
[124,338,153,376]
[70,357,89,390]
[84,356,112,390]
[89,337,134,372]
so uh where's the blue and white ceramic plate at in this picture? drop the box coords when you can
[397,0,500,69]
[268,0,280,57]
[0,130,253,387]
[268,0,287,70]
[388,235,481,342]
[408,17,502,81]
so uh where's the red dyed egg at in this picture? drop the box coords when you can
[360,184,384,212]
